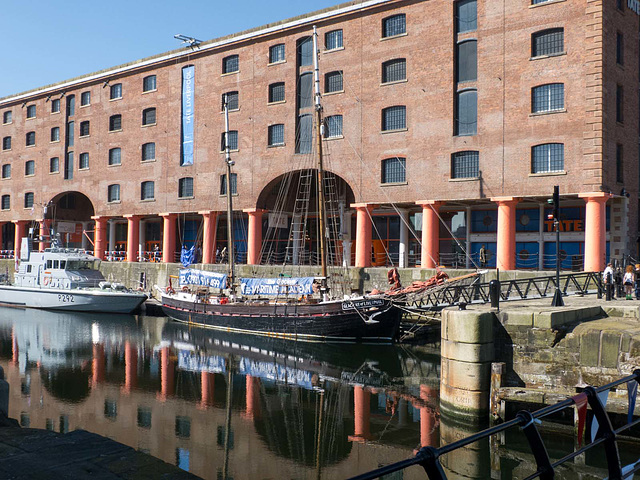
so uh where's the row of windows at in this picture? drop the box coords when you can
[1,77,158,124]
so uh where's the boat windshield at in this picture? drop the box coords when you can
[66,260,99,271]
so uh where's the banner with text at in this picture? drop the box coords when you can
[179,269,227,289]
[181,65,195,165]
[239,276,315,296]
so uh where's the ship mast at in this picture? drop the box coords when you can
[223,95,236,291]
[312,26,328,280]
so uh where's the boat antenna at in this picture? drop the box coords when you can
[312,26,328,281]
[223,94,236,292]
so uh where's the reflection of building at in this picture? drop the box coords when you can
[0,312,442,479]
[0,1,637,271]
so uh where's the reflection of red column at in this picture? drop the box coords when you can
[245,209,267,265]
[92,216,107,260]
[420,385,438,447]
[353,204,376,268]
[198,372,215,409]
[11,327,18,366]
[243,375,261,420]
[158,347,175,401]
[348,386,371,442]
[579,193,612,272]
[125,215,140,262]
[161,213,177,264]
[200,211,219,264]
[92,344,105,386]
[122,341,138,393]
[13,220,28,260]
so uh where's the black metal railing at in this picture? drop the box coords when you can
[408,271,603,309]
[349,370,640,480]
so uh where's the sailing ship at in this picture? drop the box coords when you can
[157,27,402,342]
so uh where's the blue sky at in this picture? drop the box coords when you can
[0,0,344,98]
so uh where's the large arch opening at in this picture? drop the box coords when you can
[45,191,95,249]
[255,169,355,265]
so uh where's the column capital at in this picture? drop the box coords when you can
[416,200,443,207]
[351,203,378,210]
[490,196,520,205]
[198,210,220,216]
[578,192,613,202]
[243,208,268,215]
[123,214,142,219]
[159,212,178,218]
[12,219,28,225]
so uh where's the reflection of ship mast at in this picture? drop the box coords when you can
[222,360,234,480]
[314,390,324,480]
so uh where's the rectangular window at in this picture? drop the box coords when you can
[66,96,75,116]
[295,114,313,154]
[1,164,10,179]
[50,157,59,173]
[25,160,35,176]
[80,91,91,106]
[108,184,120,202]
[24,192,34,208]
[1,195,9,210]
[141,181,155,200]
[297,37,313,67]
[268,124,284,146]
[532,83,564,113]
[616,33,624,65]
[109,148,122,166]
[325,71,343,93]
[220,173,238,195]
[269,44,285,64]
[26,131,35,146]
[456,0,477,33]
[67,121,74,146]
[616,144,624,183]
[452,151,479,178]
[325,115,343,138]
[223,92,239,111]
[221,131,238,151]
[142,142,155,161]
[79,121,90,137]
[2,111,11,124]
[325,29,343,50]
[268,83,285,103]
[64,152,73,180]
[617,84,624,123]
[532,28,564,57]
[179,177,194,198]
[110,83,122,99]
[381,157,406,183]
[456,40,477,83]
[2,137,10,150]
[143,75,157,92]
[79,152,89,169]
[222,55,239,74]
[382,14,406,38]
[382,59,406,83]
[142,108,156,126]
[455,90,477,136]
[109,114,122,131]
[51,127,60,142]
[26,105,36,119]
[532,143,564,173]
[382,106,406,131]
[51,99,60,113]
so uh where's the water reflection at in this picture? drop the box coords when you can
[0,307,440,479]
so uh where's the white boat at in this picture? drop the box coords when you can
[0,237,148,313]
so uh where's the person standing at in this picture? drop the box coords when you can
[623,265,635,300]
[479,244,487,268]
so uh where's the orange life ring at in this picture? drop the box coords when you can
[43,277,51,286]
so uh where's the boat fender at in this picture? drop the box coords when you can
[165,286,176,295]
[220,297,229,305]
[182,286,189,292]
[43,277,51,286]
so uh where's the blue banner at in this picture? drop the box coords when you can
[181,245,195,267]
[178,351,226,374]
[239,277,315,296]
[238,358,313,390]
[181,65,194,165]
[179,269,227,289]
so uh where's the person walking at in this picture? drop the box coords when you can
[623,265,635,300]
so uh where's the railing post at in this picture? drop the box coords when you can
[516,410,554,480]
[415,447,447,480]
[585,386,622,479]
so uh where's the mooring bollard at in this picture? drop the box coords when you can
[489,280,500,310]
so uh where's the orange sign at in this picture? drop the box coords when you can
[544,219,583,232]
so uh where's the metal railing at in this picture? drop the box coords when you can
[349,370,640,480]
[407,271,603,310]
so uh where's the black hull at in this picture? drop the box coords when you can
[161,297,401,343]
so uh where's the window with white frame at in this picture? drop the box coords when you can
[531,143,564,173]
[107,184,120,202]
[381,157,406,183]
[451,151,479,179]
[532,83,564,113]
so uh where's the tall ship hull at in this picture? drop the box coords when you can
[0,285,147,314]
[160,293,401,343]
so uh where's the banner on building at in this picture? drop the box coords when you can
[181,65,195,165]
[268,213,288,229]
[179,269,227,289]
[56,221,76,234]
[239,276,315,296]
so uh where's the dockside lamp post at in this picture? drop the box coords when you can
[548,185,564,307]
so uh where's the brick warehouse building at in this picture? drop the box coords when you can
[0,0,637,272]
